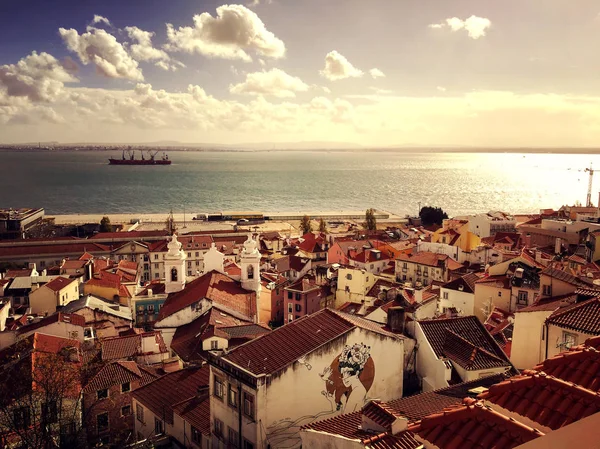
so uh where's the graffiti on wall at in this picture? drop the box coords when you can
[320,343,374,413]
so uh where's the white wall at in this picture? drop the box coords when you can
[300,430,364,449]
[510,310,553,370]
[439,288,474,316]
[414,322,451,392]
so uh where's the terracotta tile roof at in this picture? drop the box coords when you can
[44,276,77,292]
[289,255,310,272]
[171,308,251,362]
[541,267,596,288]
[302,407,420,449]
[474,274,511,289]
[132,365,209,425]
[222,308,400,377]
[79,251,94,261]
[4,268,34,278]
[517,294,578,313]
[408,398,544,449]
[286,276,321,293]
[85,277,120,290]
[442,273,481,294]
[90,230,169,239]
[545,298,600,334]
[61,259,88,270]
[349,249,392,264]
[338,302,363,314]
[83,360,157,393]
[0,242,110,258]
[219,323,271,340]
[478,371,600,430]
[137,280,166,296]
[366,279,400,298]
[584,335,600,350]
[362,400,403,430]
[297,232,327,254]
[16,312,86,336]
[442,330,509,371]
[172,393,211,437]
[533,348,600,392]
[101,331,167,361]
[418,316,514,372]
[396,251,452,268]
[157,271,256,321]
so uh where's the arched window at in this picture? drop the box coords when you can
[247,265,254,280]
[171,267,178,282]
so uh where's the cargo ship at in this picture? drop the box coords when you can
[109,150,171,165]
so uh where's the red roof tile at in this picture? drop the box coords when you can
[79,252,94,261]
[545,298,600,334]
[408,398,544,449]
[101,331,167,361]
[90,230,169,240]
[541,267,597,288]
[83,360,157,393]
[172,394,211,437]
[418,316,514,373]
[396,252,452,268]
[517,294,577,313]
[44,276,77,292]
[138,280,166,296]
[584,335,600,350]
[0,242,110,258]
[533,348,600,392]
[61,259,88,270]
[16,312,85,336]
[157,271,256,321]
[222,308,400,377]
[478,371,600,430]
[132,365,209,425]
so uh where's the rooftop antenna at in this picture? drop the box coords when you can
[585,163,595,207]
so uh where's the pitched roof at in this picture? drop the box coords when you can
[172,394,211,437]
[44,276,77,292]
[83,360,157,393]
[137,281,166,296]
[0,242,110,258]
[132,365,209,425]
[541,267,596,288]
[478,371,600,430]
[407,398,544,449]
[100,331,167,361]
[61,259,88,270]
[157,271,256,321]
[221,308,400,377]
[517,294,578,313]
[16,312,86,336]
[396,252,452,268]
[418,316,513,372]
[533,348,600,392]
[545,298,600,334]
[442,273,481,294]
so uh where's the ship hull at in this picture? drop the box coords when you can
[108,159,171,165]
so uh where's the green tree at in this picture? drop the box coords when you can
[318,218,327,233]
[300,215,312,234]
[419,206,449,226]
[364,208,377,231]
[99,216,111,233]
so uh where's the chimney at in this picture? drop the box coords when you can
[147,289,153,297]
[387,306,405,334]
[555,237,562,255]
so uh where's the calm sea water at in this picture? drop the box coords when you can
[2,150,599,216]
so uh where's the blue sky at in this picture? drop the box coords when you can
[1,0,600,146]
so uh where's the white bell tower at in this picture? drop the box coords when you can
[240,234,261,293]
[164,234,187,294]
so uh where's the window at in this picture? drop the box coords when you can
[154,263,159,269]
[243,392,255,419]
[287,291,293,299]
[517,290,528,306]
[187,252,192,258]
[195,252,200,257]
[188,270,192,276]
[42,401,58,424]
[403,262,408,269]
[346,273,352,280]
[214,376,224,399]
[171,267,178,282]
[543,285,552,296]
[155,417,164,435]
[154,273,159,279]
[443,291,449,300]
[370,264,374,269]
[188,261,192,268]
[97,412,109,433]
[211,340,219,350]
[147,305,155,314]
[13,406,31,430]
[154,254,158,260]
[562,331,578,349]
[192,426,202,444]
[295,304,301,312]
[196,261,200,266]
[121,382,131,393]
[228,384,238,408]
[214,418,224,437]
[288,314,293,322]
[136,404,144,423]
[295,293,301,300]
[228,427,239,447]
[97,388,108,400]
[121,405,131,416]
[497,291,502,297]
[243,440,255,449]
[288,303,292,313]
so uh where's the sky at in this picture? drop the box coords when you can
[1,0,600,146]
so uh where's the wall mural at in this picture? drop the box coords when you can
[265,343,375,448]
[320,343,374,413]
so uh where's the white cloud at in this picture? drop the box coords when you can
[165,5,285,62]
[247,0,273,7]
[437,86,446,92]
[92,15,111,27]
[230,68,309,98]
[369,68,385,79]
[0,51,77,102]
[320,51,364,81]
[368,87,393,95]
[429,15,492,39]
[124,26,184,71]
[59,27,144,81]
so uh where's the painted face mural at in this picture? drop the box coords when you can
[319,343,374,413]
